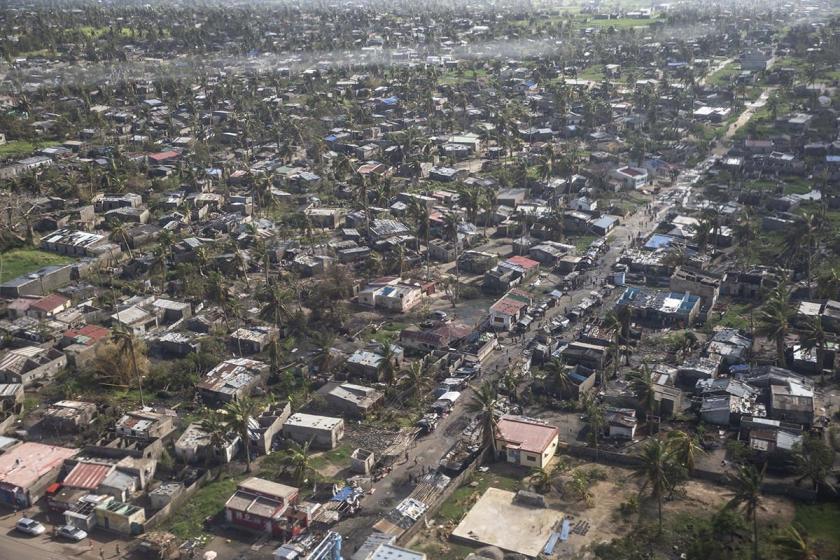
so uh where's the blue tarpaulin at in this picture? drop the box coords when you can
[332,487,354,502]
[543,532,560,555]
[559,518,571,541]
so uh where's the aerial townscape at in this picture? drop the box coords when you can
[0,0,840,559]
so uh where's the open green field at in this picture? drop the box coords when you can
[0,249,72,283]
[580,17,653,29]
[706,62,739,86]
[165,475,243,539]
[0,140,60,157]
[794,502,840,556]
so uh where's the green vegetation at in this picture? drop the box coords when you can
[706,62,739,86]
[794,502,840,553]
[438,68,487,85]
[436,467,521,524]
[570,235,597,252]
[0,248,72,283]
[709,303,754,330]
[166,475,242,539]
[309,444,353,472]
[0,139,60,157]
[579,17,653,29]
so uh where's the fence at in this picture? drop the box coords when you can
[560,443,818,501]
[394,447,488,547]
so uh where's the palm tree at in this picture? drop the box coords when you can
[544,357,573,398]
[408,198,432,277]
[377,340,399,386]
[772,525,818,560]
[199,411,230,467]
[626,362,657,423]
[109,221,133,259]
[442,211,462,303]
[224,397,258,473]
[467,382,500,459]
[311,331,337,374]
[800,317,829,383]
[402,360,431,402]
[581,393,606,460]
[632,437,676,532]
[725,463,766,560]
[783,213,822,297]
[111,328,145,407]
[282,439,315,487]
[756,283,793,366]
[793,435,836,494]
[666,430,704,475]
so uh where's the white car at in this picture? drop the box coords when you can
[15,517,46,536]
[56,525,88,541]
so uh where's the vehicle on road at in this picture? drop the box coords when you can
[56,525,87,541]
[15,518,46,536]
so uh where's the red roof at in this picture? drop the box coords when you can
[30,293,70,313]
[490,298,528,317]
[148,151,179,163]
[506,255,540,270]
[62,462,113,490]
[64,324,110,346]
[0,442,78,489]
[495,416,559,454]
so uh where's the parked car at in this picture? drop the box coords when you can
[15,518,46,536]
[56,525,87,541]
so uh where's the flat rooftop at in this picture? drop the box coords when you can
[451,487,561,558]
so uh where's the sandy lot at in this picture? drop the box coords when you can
[451,487,562,557]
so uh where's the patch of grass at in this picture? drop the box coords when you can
[579,17,653,29]
[0,248,73,283]
[413,541,476,560]
[0,140,60,157]
[166,475,242,539]
[794,502,840,554]
[438,68,487,85]
[706,62,739,86]
[710,303,754,330]
[309,444,353,471]
[436,468,521,524]
[569,235,597,252]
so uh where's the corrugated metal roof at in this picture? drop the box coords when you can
[63,462,113,490]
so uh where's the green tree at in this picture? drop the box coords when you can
[756,283,793,366]
[468,382,500,458]
[632,437,677,532]
[199,411,230,467]
[224,397,258,473]
[666,429,704,475]
[626,362,657,422]
[377,340,399,386]
[772,525,818,560]
[725,463,766,560]
[793,435,835,494]
[281,439,315,487]
[111,327,146,407]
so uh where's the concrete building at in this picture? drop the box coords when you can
[175,422,240,464]
[198,358,269,404]
[95,500,146,535]
[321,383,384,418]
[488,289,532,331]
[282,413,345,450]
[0,346,67,386]
[494,415,559,469]
[0,442,78,507]
[611,166,649,189]
[224,477,300,537]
